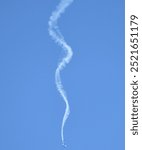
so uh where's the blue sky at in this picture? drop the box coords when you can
[0,0,124,150]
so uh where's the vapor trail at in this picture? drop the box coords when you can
[48,0,74,146]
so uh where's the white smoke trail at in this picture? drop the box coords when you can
[48,0,74,147]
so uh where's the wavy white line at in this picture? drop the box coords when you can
[48,0,74,146]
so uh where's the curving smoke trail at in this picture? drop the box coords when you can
[48,0,74,146]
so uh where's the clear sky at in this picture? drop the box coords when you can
[0,0,124,150]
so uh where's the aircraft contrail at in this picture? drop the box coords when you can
[48,0,74,146]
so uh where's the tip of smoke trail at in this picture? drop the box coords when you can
[62,143,67,148]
